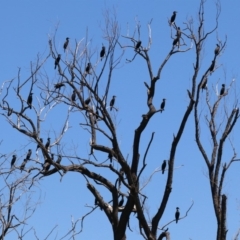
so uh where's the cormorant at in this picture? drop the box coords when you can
[45,138,50,150]
[36,138,43,151]
[220,84,225,96]
[54,83,65,89]
[100,46,105,60]
[160,99,166,112]
[118,195,124,207]
[84,97,91,106]
[176,27,181,39]
[170,11,177,25]
[27,93,33,109]
[26,149,32,160]
[56,155,62,164]
[54,54,61,69]
[135,41,142,51]
[208,60,215,73]
[110,95,116,111]
[161,160,167,174]
[214,44,220,56]
[175,207,180,223]
[11,155,17,168]
[63,37,69,52]
[201,78,208,91]
[71,90,76,101]
[85,63,91,74]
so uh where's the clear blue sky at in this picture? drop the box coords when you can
[1,0,240,239]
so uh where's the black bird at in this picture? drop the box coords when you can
[36,138,43,151]
[44,160,51,172]
[201,78,208,91]
[27,93,33,109]
[45,138,50,150]
[214,44,220,56]
[176,27,181,39]
[63,37,69,52]
[20,159,28,172]
[71,90,76,101]
[118,195,124,207]
[11,155,17,168]
[108,151,113,163]
[54,54,61,69]
[84,97,91,106]
[209,60,215,73]
[135,41,142,51]
[161,160,167,174]
[54,83,65,89]
[85,62,91,74]
[56,155,62,164]
[160,99,166,112]
[100,46,105,60]
[110,95,116,111]
[175,207,180,223]
[173,37,179,47]
[26,149,32,160]
[220,84,225,96]
[170,11,177,25]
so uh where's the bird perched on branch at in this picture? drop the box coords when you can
[84,97,91,106]
[214,44,220,56]
[27,92,33,109]
[170,11,177,25]
[36,138,43,151]
[118,195,124,207]
[175,207,180,223]
[26,149,32,160]
[208,60,215,73]
[220,84,225,96]
[54,54,61,69]
[71,90,76,101]
[54,83,65,90]
[201,78,208,91]
[20,149,32,172]
[135,41,142,51]
[63,37,69,52]
[85,63,91,74]
[11,155,17,168]
[160,99,166,112]
[173,37,179,47]
[110,95,116,111]
[45,138,50,150]
[100,46,105,60]
[161,160,167,174]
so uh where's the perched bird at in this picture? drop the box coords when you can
[20,159,28,172]
[71,90,76,101]
[110,95,116,111]
[85,62,91,74]
[135,41,142,51]
[176,27,181,39]
[27,93,33,109]
[214,44,220,56]
[26,149,32,160]
[201,78,208,91]
[45,138,50,150]
[175,207,180,223]
[108,151,113,163]
[56,155,62,164]
[63,37,69,52]
[36,138,43,151]
[173,37,179,47]
[170,11,177,25]
[44,160,51,172]
[100,46,106,60]
[118,195,124,207]
[54,54,61,69]
[54,83,65,89]
[84,97,91,106]
[208,60,215,73]
[11,155,17,168]
[161,160,167,174]
[220,84,225,96]
[160,99,166,112]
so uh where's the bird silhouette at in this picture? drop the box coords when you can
[135,41,142,51]
[160,99,166,112]
[170,11,177,25]
[45,138,50,150]
[175,207,180,223]
[85,63,91,74]
[26,149,32,160]
[54,54,61,69]
[118,195,124,207]
[161,160,167,174]
[36,138,43,151]
[208,60,215,73]
[27,93,33,109]
[11,155,17,168]
[63,37,69,52]
[71,90,76,101]
[54,83,65,90]
[84,97,91,106]
[100,46,105,60]
[214,44,220,56]
[110,96,116,111]
[220,84,225,96]
[201,78,208,91]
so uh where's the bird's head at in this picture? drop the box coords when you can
[174,11,177,14]
[66,37,69,40]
